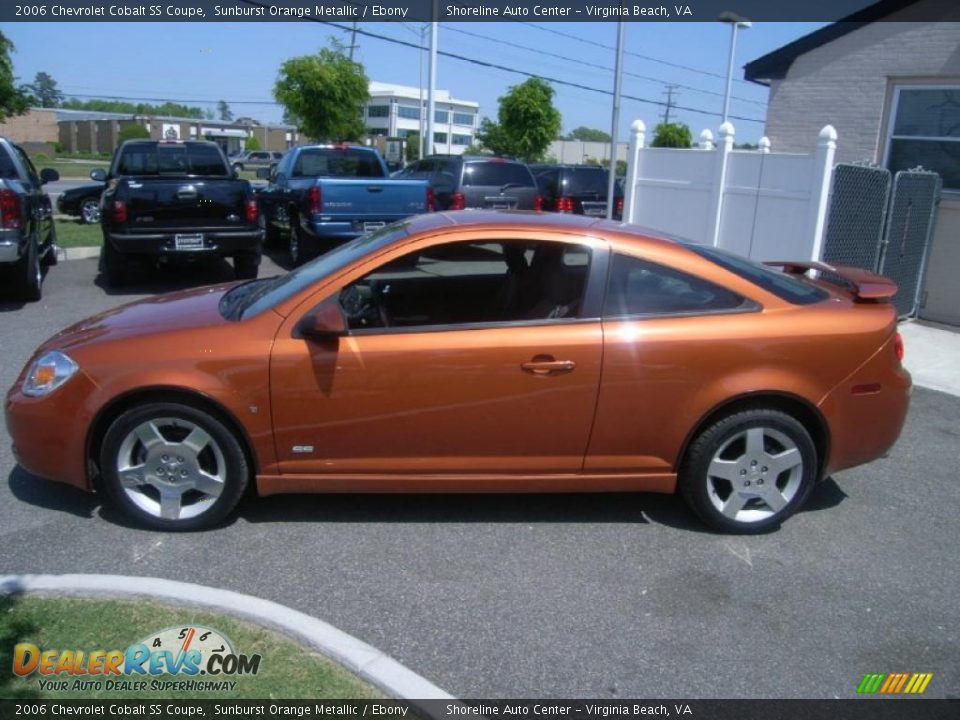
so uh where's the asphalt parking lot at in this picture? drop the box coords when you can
[1,256,957,699]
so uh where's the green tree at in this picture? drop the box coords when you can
[651,122,693,148]
[244,135,262,151]
[217,100,233,122]
[61,98,206,118]
[476,77,562,162]
[404,132,420,163]
[273,43,369,142]
[0,32,30,122]
[564,126,611,142]
[23,71,62,108]
[118,124,151,142]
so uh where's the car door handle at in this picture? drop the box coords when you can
[521,357,576,376]
[176,186,198,199]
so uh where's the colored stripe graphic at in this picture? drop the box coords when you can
[857,672,933,694]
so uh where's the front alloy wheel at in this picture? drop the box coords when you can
[80,198,101,224]
[100,403,248,530]
[680,409,816,533]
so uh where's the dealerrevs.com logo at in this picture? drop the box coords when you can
[12,625,261,693]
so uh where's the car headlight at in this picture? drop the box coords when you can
[22,351,79,397]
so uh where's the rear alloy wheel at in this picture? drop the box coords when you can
[234,253,260,280]
[288,218,304,266]
[680,409,816,533]
[80,198,101,224]
[100,403,249,531]
[14,238,42,302]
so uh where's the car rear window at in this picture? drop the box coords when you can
[562,167,610,195]
[462,161,534,188]
[115,143,229,176]
[684,242,829,305]
[293,149,385,178]
[0,149,18,180]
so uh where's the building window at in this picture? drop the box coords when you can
[397,129,418,139]
[453,112,474,126]
[434,132,448,144]
[452,134,472,146]
[886,86,960,191]
[435,110,449,124]
[397,105,421,120]
[367,105,390,118]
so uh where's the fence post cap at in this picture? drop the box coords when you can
[818,125,838,144]
[759,136,771,152]
[631,119,646,133]
[699,128,714,143]
[719,121,735,138]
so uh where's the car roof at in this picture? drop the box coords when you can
[403,210,683,252]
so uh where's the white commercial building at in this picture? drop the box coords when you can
[363,81,480,155]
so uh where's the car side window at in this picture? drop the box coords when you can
[14,146,41,186]
[340,240,593,331]
[604,252,748,317]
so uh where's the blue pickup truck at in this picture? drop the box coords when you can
[257,145,431,265]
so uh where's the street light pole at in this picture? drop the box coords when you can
[426,20,438,156]
[719,11,751,125]
[606,22,625,220]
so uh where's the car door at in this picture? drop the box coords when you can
[269,232,609,478]
[12,144,52,246]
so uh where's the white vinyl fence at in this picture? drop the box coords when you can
[622,121,837,262]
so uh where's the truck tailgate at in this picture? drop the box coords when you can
[122,178,249,230]
[317,178,428,217]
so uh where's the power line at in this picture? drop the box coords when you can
[520,22,757,88]
[443,25,766,108]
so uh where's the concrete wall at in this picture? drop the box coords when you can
[0,109,59,144]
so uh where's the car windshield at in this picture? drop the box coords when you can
[683,242,829,305]
[462,162,534,187]
[237,222,412,319]
[115,143,229,176]
[563,168,610,195]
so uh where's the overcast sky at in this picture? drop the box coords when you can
[6,21,826,143]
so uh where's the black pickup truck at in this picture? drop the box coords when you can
[0,136,59,301]
[93,140,262,286]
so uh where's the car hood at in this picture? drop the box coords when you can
[42,282,237,354]
[62,182,104,199]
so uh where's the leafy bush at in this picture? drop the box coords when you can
[118,124,151,142]
[244,136,262,151]
[651,122,693,149]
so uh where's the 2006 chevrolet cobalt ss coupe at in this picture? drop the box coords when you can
[6,212,911,532]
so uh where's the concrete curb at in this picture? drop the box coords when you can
[56,245,101,262]
[0,574,454,701]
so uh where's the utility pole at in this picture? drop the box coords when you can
[348,21,358,60]
[606,22,625,221]
[661,85,679,124]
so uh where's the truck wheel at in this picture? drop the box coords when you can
[14,238,42,302]
[289,220,310,266]
[101,238,128,287]
[42,222,59,267]
[234,253,260,280]
[259,213,279,248]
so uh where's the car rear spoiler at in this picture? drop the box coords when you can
[764,261,898,301]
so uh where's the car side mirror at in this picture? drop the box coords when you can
[39,168,59,184]
[90,168,107,182]
[256,167,271,180]
[296,296,347,340]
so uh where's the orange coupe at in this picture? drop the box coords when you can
[5,212,911,532]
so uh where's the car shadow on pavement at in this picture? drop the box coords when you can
[93,257,239,297]
[239,491,708,531]
[8,465,99,519]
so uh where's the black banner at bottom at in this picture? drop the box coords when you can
[0,699,958,720]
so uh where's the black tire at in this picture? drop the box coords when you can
[99,402,249,531]
[13,238,42,302]
[288,216,305,266]
[679,409,817,534]
[42,221,58,267]
[260,212,279,248]
[234,253,260,280]
[80,198,101,225]
[232,163,243,173]
[100,237,128,287]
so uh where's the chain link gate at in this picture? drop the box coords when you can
[821,164,940,318]
[879,169,942,318]
[822,163,891,269]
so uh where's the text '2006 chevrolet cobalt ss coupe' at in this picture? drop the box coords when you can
[6,212,911,532]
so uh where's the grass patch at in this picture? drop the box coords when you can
[0,596,382,700]
[55,219,102,248]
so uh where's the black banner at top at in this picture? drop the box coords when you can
[3,0,960,23]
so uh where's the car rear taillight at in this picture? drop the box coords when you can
[556,196,574,213]
[245,197,258,223]
[450,192,466,210]
[426,186,435,212]
[535,194,544,212]
[615,197,624,216]
[0,189,22,229]
[112,200,128,223]
[308,186,322,214]
[894,332,905,363]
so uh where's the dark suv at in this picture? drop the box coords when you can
[531,164,623,220]
[396,155,541,211]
